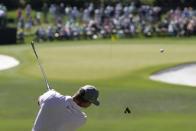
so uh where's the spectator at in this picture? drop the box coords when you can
[42,3,49,23]
[0,4,7,28]
[35,12,41,25]
[25,4,32,18]
[17,7,23,20]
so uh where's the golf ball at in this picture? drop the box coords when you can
[160,49,164,53]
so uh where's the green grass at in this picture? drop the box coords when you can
[1,38,196,131]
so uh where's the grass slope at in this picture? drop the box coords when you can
[0,38,196,131]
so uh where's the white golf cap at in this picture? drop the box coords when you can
[80,85,100,106]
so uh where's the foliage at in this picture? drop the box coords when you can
[1,0,196,10]
[154,0,196,11]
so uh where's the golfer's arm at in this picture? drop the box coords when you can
[37,89,58,106]
[37,91,49,106]
[38,96,42,106]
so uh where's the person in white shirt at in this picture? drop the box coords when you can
[32,85,100,131]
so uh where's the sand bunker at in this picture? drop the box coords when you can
[0,55,19,71]
[150,63,196,87]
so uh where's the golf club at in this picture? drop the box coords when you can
[31,41,51,91]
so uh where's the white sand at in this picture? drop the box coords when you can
[150,63,196,87]
[0,55,19,71]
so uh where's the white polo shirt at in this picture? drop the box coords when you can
[32,90,87,131]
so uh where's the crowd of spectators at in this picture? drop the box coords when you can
[159,7,196,37]
[16,3,196,42]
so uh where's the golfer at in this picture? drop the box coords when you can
[32,85,100,131]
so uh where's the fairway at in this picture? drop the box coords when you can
[1,38,196,131]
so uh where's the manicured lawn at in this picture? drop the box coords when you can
[0,38,196,131]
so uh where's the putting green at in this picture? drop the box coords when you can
[0,38,196,131]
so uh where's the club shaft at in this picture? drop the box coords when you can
[31,43,51,91]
